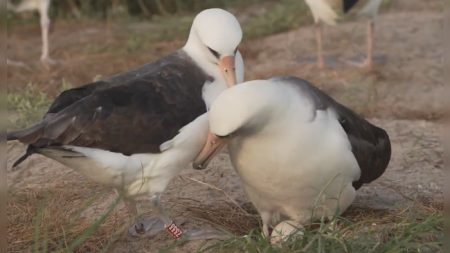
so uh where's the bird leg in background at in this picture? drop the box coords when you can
[364,20,374,69]
[39,5,56,66]
[315,23,325,69]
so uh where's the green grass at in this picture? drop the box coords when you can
[7,80,73,128]
[243,0,313,39]
[196,205,443,253]
[6,83,52,128]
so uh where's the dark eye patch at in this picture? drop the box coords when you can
[207,47,220,59]
[234,47,238,54]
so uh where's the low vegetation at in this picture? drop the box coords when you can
[6,80,72,128]
[6,83,52,128]
[198,203,443,253]
[9,188,443,253]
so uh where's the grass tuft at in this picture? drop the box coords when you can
[6,83,52,128]
[243,0,313,39]
[7,187,125,253]
[197,203,443,253]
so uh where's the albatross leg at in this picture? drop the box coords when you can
[315,23,325,69]
[128,194,166,238]
[128,193,228,240]
[363,20,374,70]
[346,20,379,70]
[39,1,57,67]
[261,211,272,238]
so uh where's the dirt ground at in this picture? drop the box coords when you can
[6,0,445,252]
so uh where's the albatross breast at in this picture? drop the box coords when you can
[227,81,361,220]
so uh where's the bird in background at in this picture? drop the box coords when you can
[7,0,55,66]
[304,0,383,69]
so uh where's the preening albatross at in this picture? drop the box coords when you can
[194,76,391,237]
[7,8,243,239]
[304,0,383,69]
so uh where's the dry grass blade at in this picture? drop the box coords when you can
[7,184,128,253]
[183,200,260,235]
[184,176,251,216]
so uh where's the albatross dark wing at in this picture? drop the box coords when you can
[278,76,391,189]
[8,51,211,163]
[45,81,110,116]
[330,101,391,189]
[46,51,198,116]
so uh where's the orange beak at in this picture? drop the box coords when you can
[194,56,235,169]
[193,132,227,170]
[218,55,236,87]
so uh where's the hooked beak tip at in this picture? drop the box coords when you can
[193,133,227,170]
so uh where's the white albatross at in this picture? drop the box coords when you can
[7,8,244,240]
[193,76,391,237]
[304,0,383,69]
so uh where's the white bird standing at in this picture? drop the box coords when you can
[7,8,244,239]
[194,76,391,237]
[304,0,383,69]
[7,0,55,65]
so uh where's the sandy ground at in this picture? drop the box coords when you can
[6,0,445,252]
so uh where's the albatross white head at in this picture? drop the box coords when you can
[193,80,280,169]
[183,8,244,88]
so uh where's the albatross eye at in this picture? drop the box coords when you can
[234,47,238,54]
[207,47,220,59]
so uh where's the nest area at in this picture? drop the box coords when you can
[7,173,443,253]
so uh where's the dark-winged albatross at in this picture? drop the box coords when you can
[7,0,55,65]
[193,76,391,237]
[7,8,244,239]
[304,0,383,69]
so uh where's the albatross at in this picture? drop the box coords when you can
[304,0,383,69]
[193,76,391,237]
[7,8,243,239]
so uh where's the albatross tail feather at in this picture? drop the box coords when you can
[12,146,36,168]
[8,123,46,168]
[7,122,45,143]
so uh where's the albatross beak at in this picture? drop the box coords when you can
[193,132,227,170]
[218,55,236,87]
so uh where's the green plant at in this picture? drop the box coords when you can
[244,0,313,39]
[7,79,75,129]
[7,83,52,128]
[197,204,443,253]
[27,192,122,253]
